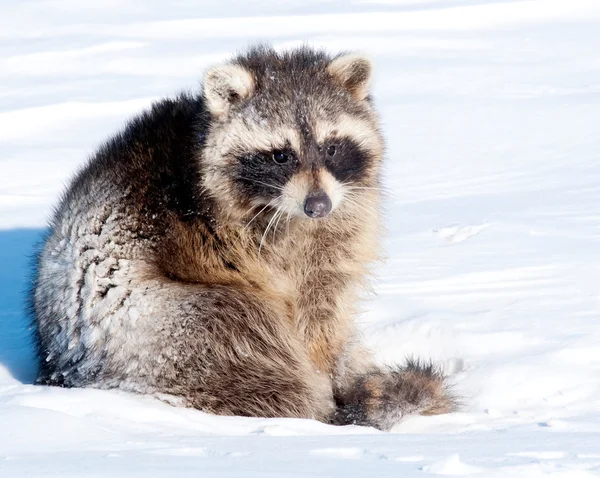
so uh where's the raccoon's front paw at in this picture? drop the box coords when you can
[332,360,458,431]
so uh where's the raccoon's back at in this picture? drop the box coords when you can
[32,93,208,383]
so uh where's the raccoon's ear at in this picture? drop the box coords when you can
[203,64,254,118]
[327,54,372,101]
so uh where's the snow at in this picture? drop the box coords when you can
[1,0,600,476]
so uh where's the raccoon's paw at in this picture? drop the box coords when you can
[332,359,458,431]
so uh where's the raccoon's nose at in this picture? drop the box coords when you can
[303,191,332,218]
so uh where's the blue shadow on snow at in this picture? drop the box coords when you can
[0,228,46,383]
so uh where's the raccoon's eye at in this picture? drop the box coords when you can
[272,150,289,164]
[326,145,337,156]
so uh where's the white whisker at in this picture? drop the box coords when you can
[343,185,380,191]
[243,198,277,230]
[342,194,378,217]
[272,209,285,240]
[240,177,284,191]
[286,211,292,239]
[258,206,282,257]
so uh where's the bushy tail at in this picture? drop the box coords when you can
[332,359,458,431]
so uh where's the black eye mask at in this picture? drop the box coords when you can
[323,138,368,184]
[234,148,299,199]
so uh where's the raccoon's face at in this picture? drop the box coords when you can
[201,48,383,223]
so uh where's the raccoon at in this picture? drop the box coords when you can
[31,46,456,431]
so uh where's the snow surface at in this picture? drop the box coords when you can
[1,0,600,476]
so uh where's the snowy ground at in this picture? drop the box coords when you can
[1,0,600,476]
